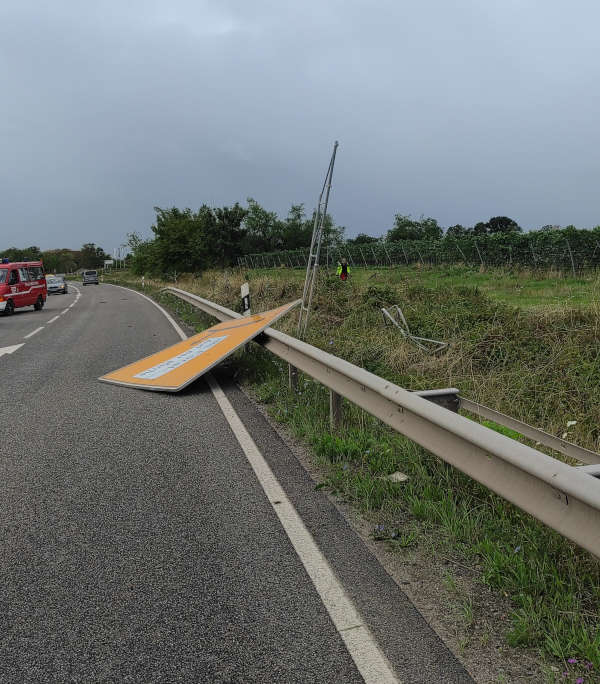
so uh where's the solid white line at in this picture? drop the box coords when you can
[207,375,399,684]
[61,308,69,314]
[111,283,399,684]
[47,315,59,324]
[24,327,44,339]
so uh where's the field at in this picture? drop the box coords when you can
[248,263,600,310]
[107,265,600,681]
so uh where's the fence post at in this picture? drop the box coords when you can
[383,244,393,266]
[455,240,468,263]
[289,365,298,391]
[529,242,538,268]
[359,247,368,267]
[565,239,576,278]
[474,240,484,267]
[401,243,409,264]
[330,390,343,431]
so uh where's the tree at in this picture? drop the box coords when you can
[309,210,345,249]
[280,204,313,250]
[210,203,248,267]
[347,233,379,244]
[471,216,521,235]
[241,198,283,253]
[151,206,212,274]
[80,243,107,268]
[0,246,42,261]
[387,214,442,241]
[487,216,521,234]
[126,232,160,275]
[445,224,468,238]
[41,248,79,273]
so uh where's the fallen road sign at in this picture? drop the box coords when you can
[99,299,300,392]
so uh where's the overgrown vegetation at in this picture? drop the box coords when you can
[107,265,600,677]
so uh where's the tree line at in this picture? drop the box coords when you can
[0,244,108,272]
[5,198,598,278]
[125,199,345,276]
[125,200,550,277]
[347,214,524,245]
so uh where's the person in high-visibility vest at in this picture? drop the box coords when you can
[336,258,350,281]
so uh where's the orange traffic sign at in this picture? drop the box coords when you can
[99,300,300,392]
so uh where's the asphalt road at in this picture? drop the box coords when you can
[0,283,473,683]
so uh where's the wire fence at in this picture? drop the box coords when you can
[238,231,600,276]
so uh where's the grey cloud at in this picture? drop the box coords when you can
[1,0,599,249]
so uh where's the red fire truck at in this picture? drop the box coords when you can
[0,260,47,315]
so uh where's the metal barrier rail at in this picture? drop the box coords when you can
[163,287,600,558]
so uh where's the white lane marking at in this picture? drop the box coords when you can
[110,283,399,684]
[0,344,24,357]
[17,284,81,342]
[24,327,44,339]
[207,374,399,684]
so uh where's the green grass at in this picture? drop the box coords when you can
[249,263,600,310]
[106,267,600,675]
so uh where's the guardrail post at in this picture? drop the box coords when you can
[289,364,298,391]
[330,390,343,431]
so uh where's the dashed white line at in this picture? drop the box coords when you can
[16,284,81,342]
[24,327,44,339]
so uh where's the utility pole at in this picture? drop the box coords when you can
[289,141,339,390]
[296,140,339,339]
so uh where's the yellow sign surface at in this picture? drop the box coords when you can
[99,300,300,392]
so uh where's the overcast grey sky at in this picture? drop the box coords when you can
[1,0,599,250]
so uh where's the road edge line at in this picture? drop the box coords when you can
[206,373,400,684]
[108,282,400,684]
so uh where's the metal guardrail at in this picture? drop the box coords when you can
[162,287,600,558]
[459,397,600,466]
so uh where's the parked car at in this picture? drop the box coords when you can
[82,270,99,285]
[47,275,68,295]
[0,260,47,315]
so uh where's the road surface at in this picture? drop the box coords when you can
[0,283,472,683]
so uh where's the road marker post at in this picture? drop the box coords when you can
[241,282,251,317]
